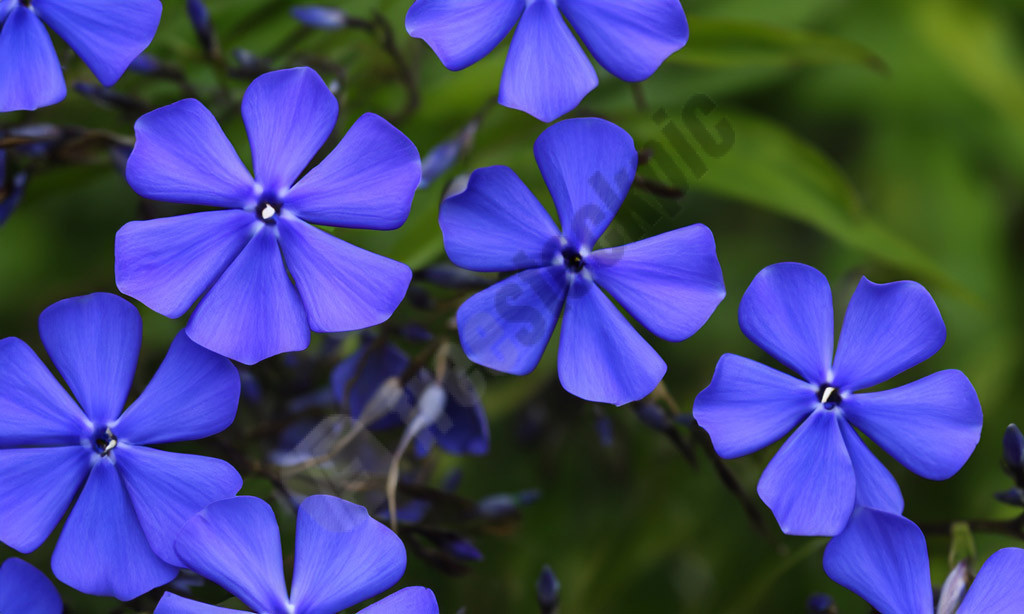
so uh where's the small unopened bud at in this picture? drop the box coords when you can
[291,5,347,30]
[805,593,837,614]
[634,402,670,431]
[936,560,970,614]
[536,565,560,613]
[361,376,405,426]
[439,535,484,562]
[0,169,28,226]
[187,0,214,54]
[1003,424,1024,477]
[995,487,1024,507]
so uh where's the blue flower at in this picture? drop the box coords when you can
[0,293,242,600]
[406,0,688,122]
[0,558,62,614]
[439,117,725,406]
[117,67,421,365]
[154,495,440,614]
[692,263,984,536]
[331,340,490,456]
[0,0,161,112]
[823,507,1024,614]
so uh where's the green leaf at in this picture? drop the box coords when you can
[626,109,966,297]
[672,18,887,73]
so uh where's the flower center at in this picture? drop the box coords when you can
[818,385,841,410]
[561,248,584,273]
[91,426,118,456]
[256,200,281,224]
[18,0,31,6]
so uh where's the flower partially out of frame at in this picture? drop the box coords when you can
[0,558,62,614]
[693,263,983,536]
[439,117,725,406]
[406,0,688,122]
[0,293,242,600]
[824,507,1024,614]
[0,0,161,112]
[117,67,420,365]
[154,495,439,614]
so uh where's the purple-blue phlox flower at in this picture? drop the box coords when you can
[117,67,421,365]
[0,0,161,112]
[153,495,440,614]
[0,293,242,600]
[824,507,1024,614]
[439,117,725,406]
[692,263,984,536]
[331,339,490,456]
[406,0,688,122]
[0,558,62,614]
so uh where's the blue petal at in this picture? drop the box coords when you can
[558,279,665,406]
[0,6,64,112]
[439,166,561,272]
[117,445,242,567]
[38,293,141,426]
[957,548,1024,613]
[406,0,524,71]
[127,99,256,207]
[188,228,310,365]
[290,496,407,614]
[33,0,161,86]
[534,118,635,249]
[155,593,252,614]
[498,0,597,122]
[357,587,439,614]
[115,331,239,445]
[278,217,411,334]
[0,446,90,553]
[832,278,946,392]
[588,224,725,341]
[837,419,903,515]
[558,0,688,82]
[842,370,982,480]
[285,113,419,229]
[243,67,338,194]
[456,266,567,375]
[52,460,177,600]
[0,337,90,446]
[116,211,256,319]
[738,262,834,385]
[822,508,933,614]
[0,1,13,23]
[0,558,63,614]
[756,409,855,536]
[174,496,290,613]
[692,354,817,459]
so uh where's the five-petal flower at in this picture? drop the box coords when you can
[824,507,1024,614]
[0,293,242,600]
[153,495,439,614]
[406,0,689,122]
[0,0,162,112]
[693,262,984,536]
[439,117,725,406]
[118,66,420,365]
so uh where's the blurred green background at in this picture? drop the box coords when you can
[2,0,1024,612]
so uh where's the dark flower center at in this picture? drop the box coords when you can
[256,200,281,224]
[562,248,584,273]
[818,385,842,410]
[18,0,30,6]
[92,426,118,456]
